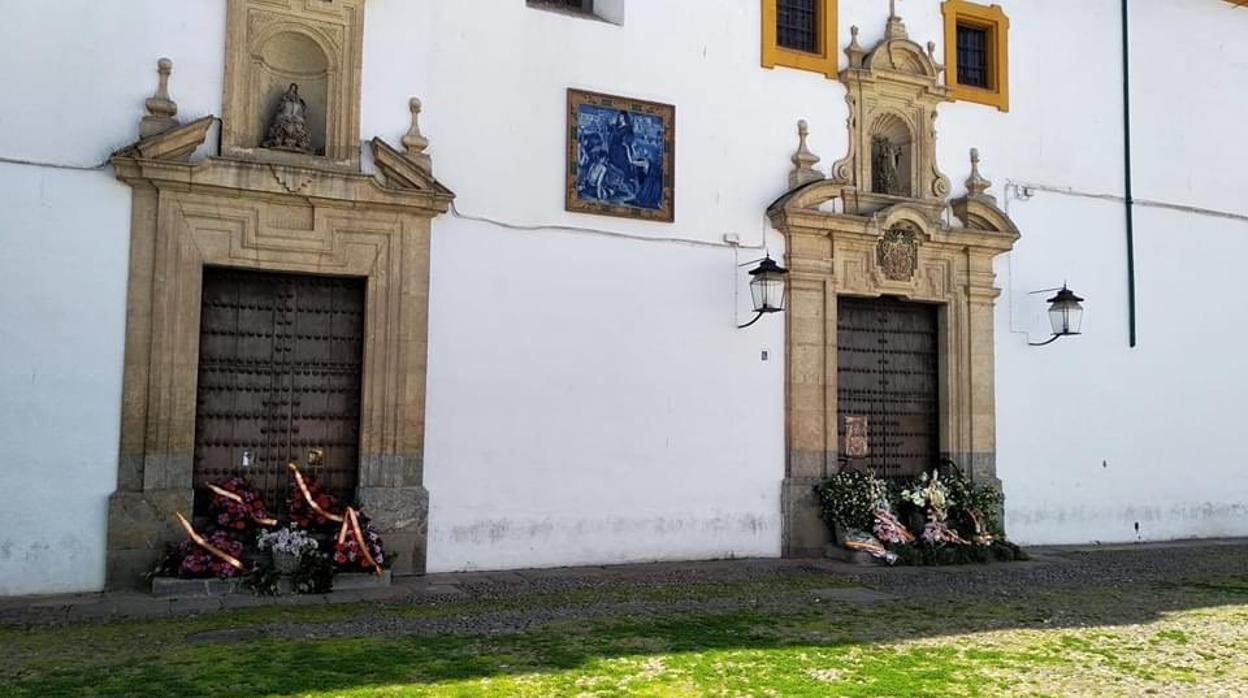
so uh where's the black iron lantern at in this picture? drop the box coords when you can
[739,255,788,328]
[1030,284,1084,346]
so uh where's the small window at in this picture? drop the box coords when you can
[776,0,820,53]
[942,1,1009,111]
[955,24,990,88]
[762,0,838,79]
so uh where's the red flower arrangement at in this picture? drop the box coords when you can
[177,531,245,579]
[287,474,342,530]
[208,476,276,532]
[333,511,387,572]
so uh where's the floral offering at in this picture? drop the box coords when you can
[287,474,342,530]
[257,526,319,556]
[208,476,276,532]
[333,511,387,572]
[176,531,245,579]
[814,464,1025,566]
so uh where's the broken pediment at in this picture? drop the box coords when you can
[829,12,952,214]
[773,10,1018,242]
[117,116,214,163]
[112,56,453,210]
[369,98,452,195]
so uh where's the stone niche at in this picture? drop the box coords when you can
[773,12,1020,557]
[222,0,364,167]
[826,17,954,217]
[104,0,454,588]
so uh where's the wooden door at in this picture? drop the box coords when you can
[836,296,940,478]
[193,267,365,514]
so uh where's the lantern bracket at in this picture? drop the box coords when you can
[738,311,767,329]
[1027,283,1085,346]
[736,254,789,329]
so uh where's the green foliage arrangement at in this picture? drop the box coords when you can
[241,549,335,595]
[242,565,282,596]
[892,539,1028,566]
[944,474,1005,535]
[291,550,335,594]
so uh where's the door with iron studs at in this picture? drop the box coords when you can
[192,267,365,515]
[836,296,941,478]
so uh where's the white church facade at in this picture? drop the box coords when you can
[1,0,1246,596]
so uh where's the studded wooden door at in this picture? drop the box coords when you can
[193,267,365,514]
[836,296,940,478]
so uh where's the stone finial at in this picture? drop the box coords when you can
[140,58,179,138]
[884,0,908,40]
[965,148,994,200]
[789,119,824,189]
[927,41,944,77]
[846,26,868,68]
[401,97,432,174]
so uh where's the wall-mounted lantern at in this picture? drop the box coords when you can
[739,255,789,329]
[1030,285,1085,346]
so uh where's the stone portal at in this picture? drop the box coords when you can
[104,0,454,588]
[773,11,1020,557]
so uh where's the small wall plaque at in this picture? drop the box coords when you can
[845,415,870,458]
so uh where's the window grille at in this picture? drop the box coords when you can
[956,24,990,88]
[530,0,594,13]
[776,0,819,54]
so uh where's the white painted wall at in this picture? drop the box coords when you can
[0,0,1244,593]
[0,165,131,595]
[990,0,1248,545]
[0,0,226,596]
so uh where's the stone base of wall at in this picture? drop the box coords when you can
[151,571,391,598]
[781,477,830,558]
[358,485,428,576]
[106,489,194,590]
[823,543,882,565]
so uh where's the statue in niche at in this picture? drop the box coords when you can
[871,135,904,196]
[263,83,313,153]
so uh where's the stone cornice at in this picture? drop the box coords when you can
[112,151,454,216]
[769,205,1018,255]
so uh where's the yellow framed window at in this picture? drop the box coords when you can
[762,0,838,79]
[942,1,1009,111]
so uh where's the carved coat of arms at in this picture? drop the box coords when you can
[877,226,919,281]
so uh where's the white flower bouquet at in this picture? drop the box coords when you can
[900,471,950,513]
[257,526,319,556]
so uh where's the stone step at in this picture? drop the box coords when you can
[151,570,391,598]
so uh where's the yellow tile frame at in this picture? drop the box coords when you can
[942,1,1009,112]
[761,0,838,79]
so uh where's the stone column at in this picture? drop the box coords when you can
[107,184,194,589]
[781,231,836,557]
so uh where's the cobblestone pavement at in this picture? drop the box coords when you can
[2,538,1246,631]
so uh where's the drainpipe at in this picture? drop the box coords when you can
[1121,0,1137,347]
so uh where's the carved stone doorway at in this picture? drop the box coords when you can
[770,10,1021,557]
[105,0,454,588]
[836,296,940,479]
[192,268,365,516]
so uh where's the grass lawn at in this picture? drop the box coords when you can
[3,569,1247,696]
